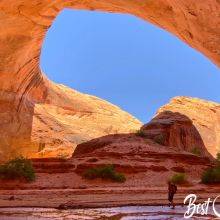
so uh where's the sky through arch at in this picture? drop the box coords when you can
[41,9,220,123]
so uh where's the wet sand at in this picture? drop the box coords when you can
[1,182,220,219]
[0,205,218,220]
[1,186,220,209]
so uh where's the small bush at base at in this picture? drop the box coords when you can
[83,164,126,183]
[201,166,220,184]
[217,152,220,162]
[135,129,146,138]
[170,173,186,184]
[191,147,201,156]
[0,157,35,182]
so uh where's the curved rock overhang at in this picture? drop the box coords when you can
[0,0,219,159]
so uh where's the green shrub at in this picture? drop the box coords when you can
[135,129,146,137]
[191,147,201,156]
[170,173,186,184]
[0,157,35,182]
[201,166,220,184]
[216,152,220,162]
[83,164,126,183]
[154,134,165,145]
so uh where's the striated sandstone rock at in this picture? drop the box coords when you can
[0,1,220,159]
[72,132,213,190]
[0,80,141,160]
[74,96,220,159]
[142,97,220,158]
[0,150,215,208]
[30,83,141,158]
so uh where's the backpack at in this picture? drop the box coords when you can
[173,184,177,193]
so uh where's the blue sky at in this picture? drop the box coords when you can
[41,9,220,123]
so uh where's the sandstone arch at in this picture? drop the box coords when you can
[0,0,220,159]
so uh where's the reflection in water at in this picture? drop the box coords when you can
[0,206,217,220]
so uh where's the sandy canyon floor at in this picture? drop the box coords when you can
[0,134,220,220]
[0,134,220,209]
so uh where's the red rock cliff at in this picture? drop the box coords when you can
[142,97,220,157]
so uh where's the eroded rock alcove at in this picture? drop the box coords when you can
[0,0,220,159]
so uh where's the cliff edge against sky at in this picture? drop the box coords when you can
[0,0,220,159]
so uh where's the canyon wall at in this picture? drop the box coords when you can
[74,97,220,158]
[0,0,220,159]
[142,97,220,157]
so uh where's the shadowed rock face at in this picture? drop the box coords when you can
[142,97,220,158]
[0,1,220,159]
[141,111,212,158]
[74,97,220,158]
[72,118,213,185]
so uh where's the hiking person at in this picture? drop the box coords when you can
[168,181,177,209]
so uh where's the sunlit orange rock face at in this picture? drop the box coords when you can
[0,79,141,160]
[0,1,220,159]
[30,84,141,158]
[74,97,220,159]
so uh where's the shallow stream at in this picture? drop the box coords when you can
[0,205,218,220]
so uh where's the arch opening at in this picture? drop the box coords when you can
[41,9,220,123]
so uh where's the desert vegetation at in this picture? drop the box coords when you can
[201,152,220,184]
[217,152,220,162]
[170,172,186,184]
[83,164,126,183]
[135,129,146,137]
[191,147,201,156]
[0,157,35,182]
[201,166,220,184]
[135,129,166,146]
